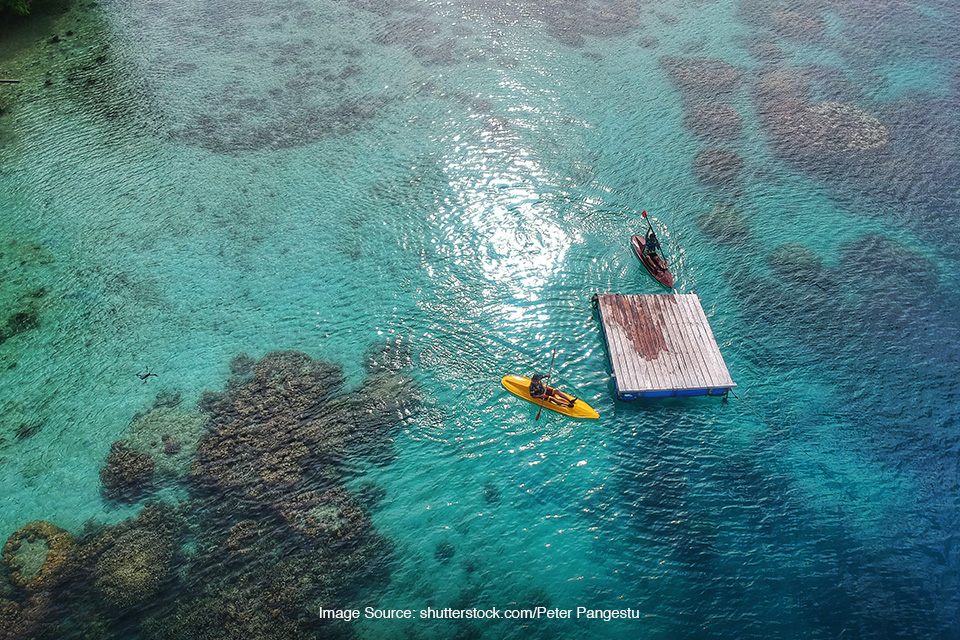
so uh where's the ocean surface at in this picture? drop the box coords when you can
[1,0,959,637]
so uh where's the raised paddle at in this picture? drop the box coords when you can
[641,210,663,260]
[641,209,654,235]
[535,347,557,421]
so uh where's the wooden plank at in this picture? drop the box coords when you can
[677,294,723,388]
[595,293,734,396]
[631,295,671,391]
[664,295,704,390]
[645,295,678,389]
[622,295,657,392]
[680,294,734,387]
[674,294,716,387]
[694,296,735,387]
[607,294,652,393]
[598,295,644,393]
[656,294,703,390]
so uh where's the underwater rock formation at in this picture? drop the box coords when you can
[1,521,76,591]
[100,441,155,502]
[662,56,743,98]
[696,203,751,242]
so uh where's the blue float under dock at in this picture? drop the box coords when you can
[593,293,736,400]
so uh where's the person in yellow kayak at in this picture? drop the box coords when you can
[529,374,576,408]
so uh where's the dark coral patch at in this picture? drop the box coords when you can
[662,56,743,99]
[100,441,156,502]
[685,103,742,140]
[693,147,744,186]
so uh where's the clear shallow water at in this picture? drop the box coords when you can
[1,0,959,637]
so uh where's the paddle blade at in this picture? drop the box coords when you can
[641,210,647,218]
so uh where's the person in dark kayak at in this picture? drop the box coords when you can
[643,228,661,258]
[529,374,575,408]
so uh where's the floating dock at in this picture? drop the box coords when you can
[593,293,735,399]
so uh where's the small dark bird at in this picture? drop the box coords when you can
[136,368,158,383]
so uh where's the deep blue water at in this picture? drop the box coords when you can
[1,0,959,638]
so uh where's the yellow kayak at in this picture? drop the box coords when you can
[500,375,599,419]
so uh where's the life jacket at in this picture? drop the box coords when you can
[645,234,660,255]
[530,379,546,397]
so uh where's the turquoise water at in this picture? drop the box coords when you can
[1,0,959,637]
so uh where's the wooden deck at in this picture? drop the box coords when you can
[593,293,735,399]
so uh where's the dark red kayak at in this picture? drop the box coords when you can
[631,235,674,289]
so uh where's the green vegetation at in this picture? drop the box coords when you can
[1,0,33,19]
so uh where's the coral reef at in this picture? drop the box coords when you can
[697,203,750,243]
[769,243,822,279]
[99,441,155,502]
[754,69,808,104]
[124,408,210,477]
[1,346,414,638]
[0,592,59,640]
[528,0,641,46]
[745,35,785,65]
[277,486,367,540]
[140,579,314,640]
[838,233,937,294]
[152,389,182,409]
[791,102,889,152]
[364,334,413,374]
[754,69,889,169]
[434,540,456,564]
[191,351,346,499]
[225,520,262,556]
[200,351,345,428]
[684,103,742,140]
[1,521,76,591]
[482,481,501,505]
[229,353,255,377]
[0,238,54,350]
[355,482,387,510]
[694,147,744,186]
[771,9,825,39]
[662,57,743,98]
[92,528,174,607]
